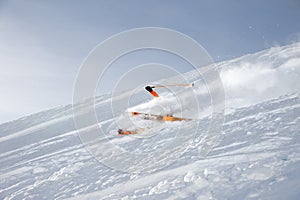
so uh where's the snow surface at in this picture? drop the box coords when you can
[1,43,300,199]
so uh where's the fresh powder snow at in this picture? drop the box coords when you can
[1,43,300,199]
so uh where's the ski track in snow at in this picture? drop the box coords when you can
[1,43,300,199]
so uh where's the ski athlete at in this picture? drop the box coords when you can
[145,86,159,98]
[116,83,194,135]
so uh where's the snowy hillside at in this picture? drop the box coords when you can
[1,42,300,199]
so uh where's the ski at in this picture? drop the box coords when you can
[131,111,192,121]
[117,128,145,135]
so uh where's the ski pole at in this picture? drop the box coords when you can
[150,83,194,88]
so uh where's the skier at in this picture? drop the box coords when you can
[145,86,159,98]
[116,83,194,135]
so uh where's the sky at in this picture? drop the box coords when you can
[0,0,300,124]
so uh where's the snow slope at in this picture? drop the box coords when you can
[1,42,300,199]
